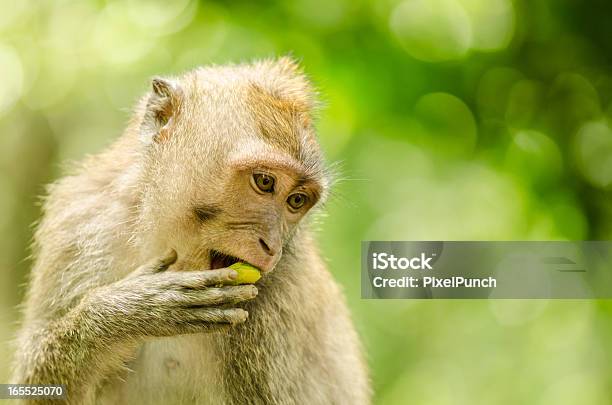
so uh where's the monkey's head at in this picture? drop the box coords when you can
[135,58,329,274]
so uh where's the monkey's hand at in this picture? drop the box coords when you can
[12,250,255,404]
[83,249,256,340]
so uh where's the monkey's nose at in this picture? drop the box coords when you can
[259,238,276,256]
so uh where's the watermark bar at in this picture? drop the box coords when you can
[0,384,66,399]
[361,241,612,299]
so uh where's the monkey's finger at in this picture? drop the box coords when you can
[132,249,178,277]
[185,307,249,324]
[149,249,178,273]
[153,321,233,337]
[172,269,238,288]
[130,249,177,277]
[181,285,258,306]
[158,308,249,334]
[137,307,248,338]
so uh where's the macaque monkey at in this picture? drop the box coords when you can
[12,58,370,404]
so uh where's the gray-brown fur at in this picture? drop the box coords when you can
[12,58,370,404]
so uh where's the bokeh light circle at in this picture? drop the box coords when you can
[506,130,563,184]
[0,44,23,115]
[461,0,515,51]
[414,92,477,155]
[574,120,612,189]
[390,0,472,62]
[389,0,514,62]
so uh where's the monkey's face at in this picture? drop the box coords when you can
[187,146,324,273]
[144,141,326,274]
[137,60,328,274]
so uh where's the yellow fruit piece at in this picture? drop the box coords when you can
[228,262,261,285]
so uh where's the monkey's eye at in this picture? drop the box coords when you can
[287,193,308,210]
[253,173,275,193]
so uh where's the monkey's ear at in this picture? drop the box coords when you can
[140,77,182,144]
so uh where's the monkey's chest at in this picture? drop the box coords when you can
[100,335,225,405]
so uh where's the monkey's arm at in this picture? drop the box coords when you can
[13,251,257,404]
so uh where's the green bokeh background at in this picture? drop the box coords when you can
[2,0,612,403]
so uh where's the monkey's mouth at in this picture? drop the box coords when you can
[209,250,242,270]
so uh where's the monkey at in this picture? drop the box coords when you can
[12,57,371,404]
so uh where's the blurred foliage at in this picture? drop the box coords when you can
[1,0,612,403]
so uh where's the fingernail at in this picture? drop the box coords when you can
[228,270,237,279]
